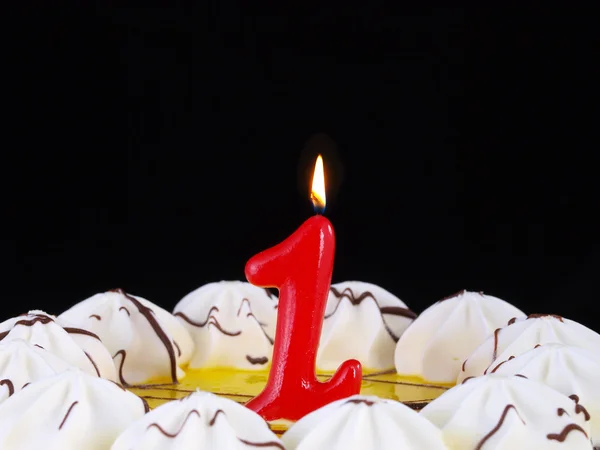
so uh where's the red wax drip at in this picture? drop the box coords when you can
[244,215,362,421]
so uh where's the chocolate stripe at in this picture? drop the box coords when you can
[59,401,79,430]
[328,287,416,342]
[475,405,525,450]
[0,379,14,397]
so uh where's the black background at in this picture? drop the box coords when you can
[3,7,599,328]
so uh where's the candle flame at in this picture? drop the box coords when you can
[310,154,326,213]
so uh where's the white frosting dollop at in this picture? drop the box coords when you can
[458,314,600,383]
[111,390,283,450]
[173,281,277,370]
[0,368,148,450]
[0,310,117,382]
[282,394,448,450]
[0,339,73,404]
[394,290,525,383]
[316,281,416,372]
[59,289,194,385]
[420,374,593,449]
[490,343,600,447]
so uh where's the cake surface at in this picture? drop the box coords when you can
[129,368,450,434]
[2,283,599,449]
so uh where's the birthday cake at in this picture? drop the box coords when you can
[2,158,598,449]
[0,282,599,449]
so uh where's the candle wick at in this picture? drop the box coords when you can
[311,195,326,215]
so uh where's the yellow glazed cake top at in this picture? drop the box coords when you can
[129,368,450,434]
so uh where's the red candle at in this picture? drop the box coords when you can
[244,155,362,421]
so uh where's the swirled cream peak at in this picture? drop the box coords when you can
[0,368,148,450]
[111,390,284,450]
[420,374,593,449]
[0,310,117,382]
[394,290,525,383]
[487,344,600,447]
[173,281,277,370]
[59,289,194,386]
[458,314,600,383]
[0,339,73,404]
[282,394,448,450]
[316,281,416,372]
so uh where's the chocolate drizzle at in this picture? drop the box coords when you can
[146,408,284,448]
[547,424,588,442]
[175,307,241,336]
[14,314,54,327]
[109,380,126,391]
[249,313,275,345]
[119,306,131,316]
[344,398,375,406]
[84,351,101,377]
[62,327,102,341]
[59,401,79,430]
[0,313,53,340]
[238,438,285,449]
[175,299,275,345]
[569,394,590,421]
[507,317,518,326]
[546,399,590,442]
[0,312,102,344]
[327,287,417,342]
[115,289,178,384]
[114,349,129,386]
[238,298,275,344]
[475,405,525,450]
[246,355,269,365]
[89,314,101,321]
[148,409,200,437]
[238,299,266,326]
[490,355,515,374]
[360,368,395,377]
[209,409,226,425]
[481,328,503,375]
[0,379,14,397]
[491,328,501,361]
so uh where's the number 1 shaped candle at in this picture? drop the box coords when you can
[244,155,362,421]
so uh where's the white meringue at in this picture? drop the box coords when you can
[394,290,525,383]
[0,368,148,450]
[420,374,593,450]
[282,394,448,450]
[316,281,416,372]
[0,339,73,404]
[111,390,283,450]
[0,311,117,381]
[490,343,600,447]
[173,281,277,370]
[458,314,600,383]
[59,289,194,385]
